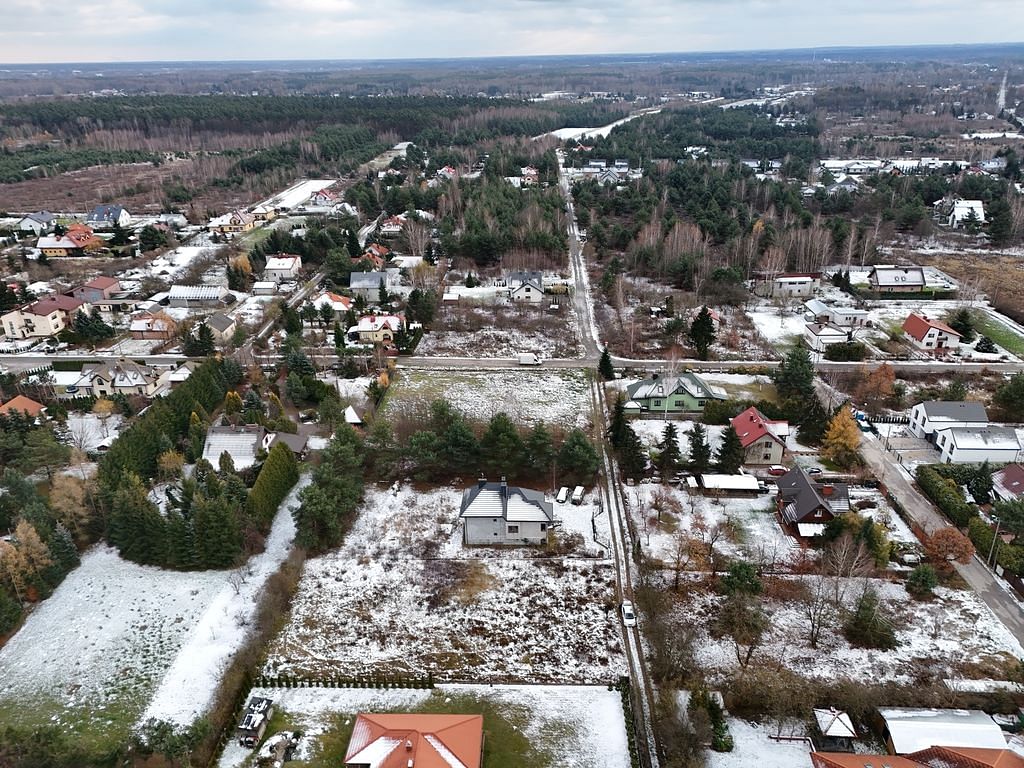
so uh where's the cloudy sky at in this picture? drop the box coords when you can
[1,0,1019,63]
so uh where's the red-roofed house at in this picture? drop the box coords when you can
[1,295,89,339]
[0,395,46,419]
[730,406,788,465]
[813,747,1024,768]
[344,713,483,768]
[993,464,1024,503]
[310,188,341,206]
[903,313,961,354]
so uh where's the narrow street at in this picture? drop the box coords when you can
[860,435,1024,645]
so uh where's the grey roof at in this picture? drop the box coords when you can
[87,204,126,223]
[349,271,386,288]
[919,400,988,423]
[940,426,1020,451]
[508,270,543,284]
[23,211,55,224]
[267,431,308,454]
[460,481,553,524]
[205,312,235,333]
[626,372,727,403]
[777,468,849,524]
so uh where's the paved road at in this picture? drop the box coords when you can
[860,434,1024,645]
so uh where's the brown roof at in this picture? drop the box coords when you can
[995,464,1024,498]
[84,276,119,290]
[730,406,787,449]
[903,313,961,342]
[27,295,84,315]
[344,713,482,768]
[0,395,46,417]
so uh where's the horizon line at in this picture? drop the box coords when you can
[2,40,1023,69]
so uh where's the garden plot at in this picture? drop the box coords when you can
[686,578,1023,685]
[630,419,726,452]
[0,477,306,746]
[625,483,800,568]
[747,304,807,346]
[266,484,625,684]
[707,718,810,768]
[384,368,592,429]
[218,683,629,768]
[58,411,123,452]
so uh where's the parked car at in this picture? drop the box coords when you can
[807,467,823,476]
[768,465,788,476]
[555,486,570,504]
[571,486,585,505]
[621,600,637,628]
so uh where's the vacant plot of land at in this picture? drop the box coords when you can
[417,304,582,359]
[685,577,1022,685]
[266,484,626,684]
[218,684,630,768]
[383,368,593,429]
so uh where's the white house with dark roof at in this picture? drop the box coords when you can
[803,322,849,353]
[263,255,302,283]
[86,204,131,228]
[17,211,55,236]
[460,479,554,546]
[909,401,988,439]
[935,426,1021,464]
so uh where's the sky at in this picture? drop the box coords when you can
[0,0,1020,64]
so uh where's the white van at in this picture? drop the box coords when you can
[571,486,585,505]
[555,486,570,504]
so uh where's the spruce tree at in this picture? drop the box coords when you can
[608,393,628,448]
[715,425,746,474]
[558,429,600,479]
[480,413,525,477]
[687,423,712,473]
[617,424,647,480]
[657,423,681,475]
[598,348,615,381]
[525,423,554,475]
[773,346,815,399]
[194,494,241,569]
[689,306,716,360]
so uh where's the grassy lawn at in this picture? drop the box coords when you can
[971,312,1024,357]
[0,696,140,756]
[716,378,779,404]
[286,691,553,768]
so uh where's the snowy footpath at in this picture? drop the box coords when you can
[138,474,310,728]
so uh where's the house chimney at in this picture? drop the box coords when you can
[405,740,413,751]
[822,485,834,497]
[500,476,507,497]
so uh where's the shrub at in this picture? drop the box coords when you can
[905,564,938,598]
[915,466,978,527]
[844,587,898,650]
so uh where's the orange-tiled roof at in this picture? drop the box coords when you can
[909,746,1024,768]
[903,312,961,342]
[344,713,482,768]
[0,395,45,418]
[812,754,923,768]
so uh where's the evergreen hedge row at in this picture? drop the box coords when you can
[247,442,299,525]
[915,465,978,528]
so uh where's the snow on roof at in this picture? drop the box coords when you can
[796,523,828,537]
[880,708,1007,754]
[940,426,1021,451]
[168,284,228,301]
[265,255,301,270]
[460,482,552,523]
[344,405,363,425]
[813,708,857,739]
[201,425,266,469]
[698,474,760,491]
[870,265,926,287]
[730,406,788,449]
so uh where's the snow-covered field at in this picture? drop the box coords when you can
[747,306,807,345]
[707,718,810,768]
[266,484,626,683]
[59,411,124,451]
[384,368,592,428]
[687,578,1023,684]
[140,476,309,727]
[218,683,630,768]
[417,325,582,359]
[0,476,307,743]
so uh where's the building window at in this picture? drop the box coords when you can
[814,510,823,518]
[540,524,547,531]
[763,453,771,460]
[507,525,519,534]
[654,400,662,407]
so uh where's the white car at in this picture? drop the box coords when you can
[621,600,637,628]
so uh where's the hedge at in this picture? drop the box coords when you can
[967,517,1024,576]
[915,465,978,528]
[246,442,299,525]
